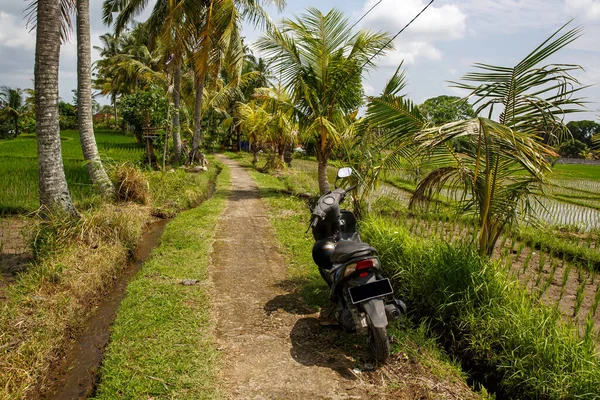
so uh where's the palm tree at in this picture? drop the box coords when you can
[236,100,269,164]
[77,0,115,197]
[103,0,284,164]
[367,22,587,256]
[94,33,122,126]
[253,86,296,168]
[186,0,285,164]
[102,0,207,161]
[33,0,78,216]
[0,87,24,138]
[257,8,392,194]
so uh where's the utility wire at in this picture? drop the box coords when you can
[349,0,383,31]
[346,0,436,86]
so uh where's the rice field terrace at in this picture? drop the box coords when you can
[0,130,144,214]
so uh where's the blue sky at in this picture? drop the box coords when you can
[0,0,598,121]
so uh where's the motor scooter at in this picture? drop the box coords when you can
[309,167,406,362]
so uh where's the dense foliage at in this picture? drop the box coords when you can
[419,95,476,125]
[363,220,600,399]
[120,86,168,141]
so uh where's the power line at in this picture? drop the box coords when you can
[347,0,436,86]
[349,0,383,31]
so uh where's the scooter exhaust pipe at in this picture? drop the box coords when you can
[385,299,406,321]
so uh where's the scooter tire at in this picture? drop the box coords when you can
[368,325,390,363]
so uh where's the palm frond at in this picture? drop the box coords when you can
[25,0,75,43]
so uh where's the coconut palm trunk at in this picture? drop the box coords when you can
[316,148,331,194]
[190,72,206,164]
[77,0,114,198]
[172,60,183,161]
[35,0,77,217]
[13,115,19,138]
[112,93,118,128]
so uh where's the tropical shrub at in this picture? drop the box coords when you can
[120,86,168,142]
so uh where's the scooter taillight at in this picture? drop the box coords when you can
[356,259,376,271]
[343,257,380,278]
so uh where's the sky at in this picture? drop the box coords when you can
[0,0,599,121]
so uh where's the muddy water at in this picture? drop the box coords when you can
[47,219,169,400]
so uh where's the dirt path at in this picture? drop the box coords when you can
[210,156,384,399]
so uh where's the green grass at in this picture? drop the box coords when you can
[147,157,220,217]
[0,153,222,399]
[92,164,230,400]
[362,218,600,399]
[0,205,149,399]
[550,163,600,181]
[0,130,144,214]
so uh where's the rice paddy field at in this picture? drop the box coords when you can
[0,130,144,214]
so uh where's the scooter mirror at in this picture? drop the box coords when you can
[337,167,353,179]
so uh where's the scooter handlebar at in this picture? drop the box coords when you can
[306,216,320,233]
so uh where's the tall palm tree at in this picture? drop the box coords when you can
[103,0,206,161]
[236,100,269,164]
[366,22,587,256]
[257,8,392,194]
[253,85,296,168]
[0,87,24,138]
[94,33,122,126]
[77,0,115,197]
[186,0,285,164]
[103,0,284,164]
[33,0,78,216]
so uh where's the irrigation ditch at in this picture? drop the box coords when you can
[41,170,221,399]
[46,219,169,400]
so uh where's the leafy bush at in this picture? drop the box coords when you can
[558,139,588,158]
[120,86,168,142]
[0,112,14,139]
[362,219,600,399]
[58,101,78,130]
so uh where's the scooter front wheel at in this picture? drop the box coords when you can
[368,324,390,363]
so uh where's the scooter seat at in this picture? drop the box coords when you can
[330,240,376,264]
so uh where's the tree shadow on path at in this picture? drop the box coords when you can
[264,290,376,381]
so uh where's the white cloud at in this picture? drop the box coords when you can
[363,82,376,96]
[0,11,35,49]
[359,0,466,64]
[454,0,563,32]
[361,0,466,40]
[379,41,442,66]
[564,0,600,20]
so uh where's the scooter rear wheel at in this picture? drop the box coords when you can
[368,325,390,363]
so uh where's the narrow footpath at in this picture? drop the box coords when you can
[210,156,384,399]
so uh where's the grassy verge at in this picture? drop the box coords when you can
[0,204,148,399]
[147,158,221,217]
[0,161,221,399]
[362,218,600,399]
[92,164,230,400]
[230,154,477,397]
